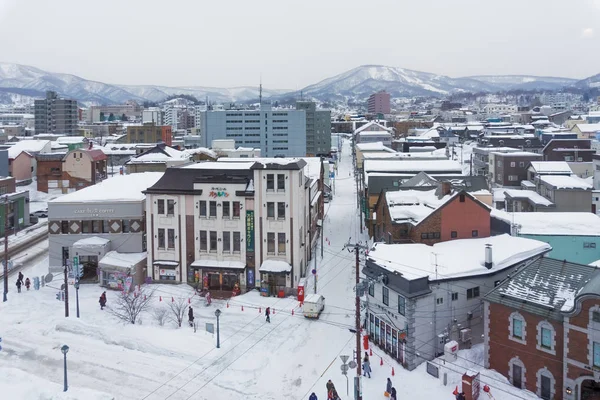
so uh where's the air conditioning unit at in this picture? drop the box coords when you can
[460,328,472,343]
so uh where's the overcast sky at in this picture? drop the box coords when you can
[0,0,599,89]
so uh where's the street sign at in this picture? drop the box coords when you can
[341,364,349,375]
[348,360,358,369]
[312,269,316,275]
[340,355,349,364]
[73,256,79,266]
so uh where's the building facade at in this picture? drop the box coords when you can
[127,123,173,146]
[368,91,391,115]
[198,106,307,157]
[490,152,543,187]
[296,101,331,156]
[34,91,78,135]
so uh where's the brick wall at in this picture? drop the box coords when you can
[440,194,490,241]
[565,298,600,383]
[487,302,563,397]
[409,210,441,245]
[36,160,63,193]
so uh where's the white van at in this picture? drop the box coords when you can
[302,294,325,319]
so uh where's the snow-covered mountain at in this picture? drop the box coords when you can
[0,62,593,105]
[573,73,600,89]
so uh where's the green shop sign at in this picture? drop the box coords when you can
[246,210,254,252]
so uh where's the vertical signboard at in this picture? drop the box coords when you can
[246,210,254,252]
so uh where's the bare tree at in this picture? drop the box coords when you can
[108,289,155,325]
[153,306,168,326]
[168,297,189,328]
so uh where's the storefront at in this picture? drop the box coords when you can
[98,251,147,291]
[72,236,111,283]
[368,312,407,367]
[189,259,246,297]
[153,260,180,282]
[259,260,292,297]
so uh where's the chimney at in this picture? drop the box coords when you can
[440,181,452,196]
[485,244,493,269]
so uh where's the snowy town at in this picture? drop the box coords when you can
[3,2,600,400]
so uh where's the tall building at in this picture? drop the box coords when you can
[367,91,391,115]
[34,91,78,135]
[142,107,163,125]
[164,107,178,130]
[198,105,307,157]
[126,122,173,146]
[295,101,331,156]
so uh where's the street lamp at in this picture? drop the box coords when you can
[214,309,222,349]
[61,345,69,392]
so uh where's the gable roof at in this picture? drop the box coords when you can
[529,161,572,175]
[354,121,392,134]
[6,139,50,159]
[484,257,599,320]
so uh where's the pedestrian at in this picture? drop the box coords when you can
[25,277,30,291]
[265,306,271,323]
[309,392,318,400]
[18,271,23,283]
[385,377,392,397]
[362,352,371,378]
[99,291,107,310]
[188,306,194,327]
[15,278,21,293]
[390,387,397,400]
[456,392,466,400]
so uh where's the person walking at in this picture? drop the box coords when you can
[265,307,271,323]
[24,277,31,291]
[99,291,107,310]
[385,377,392,397]
[390,387,397,400]
[18,271,23,284]
[188,306,194,327]
[309,392,318,400]
[362,352,371,378]
[15,278,22,293]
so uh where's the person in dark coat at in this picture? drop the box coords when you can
[15,278,22,293]
[24,278,31,290]
[386,377,392,394]
[99,291,107,310]
[18,271,23,284]
[456,392,466,400]
[309,392,318,400]
[326,380,335,394]
[188,306,194,327]
[265,307,271,323]
[390,387,397,400]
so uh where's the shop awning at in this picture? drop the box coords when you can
[99,251,147,273]
[73,236,111,251]
[190,259,245,270]
[153,260,179,269]
[259,260,292,273]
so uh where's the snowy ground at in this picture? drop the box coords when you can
[0,140,539,400]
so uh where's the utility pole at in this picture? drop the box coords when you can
[320,156,325,259]
[3,197,8,302]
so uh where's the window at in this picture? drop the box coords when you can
[519,162,525,167]
[459,194,465,202]
[382,287,389,306]
[508,175,518,181]
[368,283,374,297]
[209,231,217,252]
[222,201,230,218]
[540,328,551,349]
[498,160,503,167]
[509,311,527,344]
[584,242,597,249]
[277,174,285,191]
[267,174,274,191]
[167,200,175,216]
[436,297,444,305]
[267,232,275,253]
[398,295,406,315]
[82,220,91,234]
[233,232,241,252]
[92,220,101,234]
[451,292,458,301]
[158,199,165,214]
[421,233,427,239]
[209,201,217,218]
[594,342,600,368]
[593,311,600,323]
[233,201,241,218]
[199,201,207,217]
[277,202,286,219]
[467,287,480,299]
[510,162,516,167]
[267,202,275,218]
[158,228,165,248]
[61,220,69,234]
[167,228,175,249]
[223,231,231,252]
[122,220,130,233]
[472,230,479,237]
[103,220,109,233]
[199,230,207,252]
[451,231,458,238]
[278,232,286,254]
[513,318,523,339]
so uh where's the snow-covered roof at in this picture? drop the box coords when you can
[385,189,455,225]
[50,172,164,204]
[367,234,551,281]
[529,161,572,175]
[56,136,86,144]
[355,142,395,152]
[259,259,292,273]
[574,123,600,133]
[182,147,217,158]
[73,236,111,250]
[184,161,256,170]
[354,121,391,134]
[6,139,50,159]
[491,209,600,236]
[362,152,444,160]
[363,159,462,174]
[190,259,245,270]
[539,175,592,190]
[503,189,554,207]
[100,251,147,269]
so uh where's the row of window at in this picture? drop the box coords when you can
[371,285,480,312]
[267,202,286,219]
[157,228,175,249]
[199,200,241,219]
[267,174,285,191]
[198,230,242,253]
[272,120,288,123]
[267,232,286,254]
[56,220,139,234]
[157,199,175,215]
[419,230,479,240]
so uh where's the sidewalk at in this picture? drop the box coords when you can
[0,222,48,260]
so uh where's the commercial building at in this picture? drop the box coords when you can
[197,106,307,157]
[144,159,315,297]
[295,101,331,156]
[47,173,164,289]
[34,91,78,135]
[88,103,142,123]
[36,148,108,193]
[368,91,391,115]
[126,123,173,146]
[0,183,30,235]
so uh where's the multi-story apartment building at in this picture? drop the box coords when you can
[34,91,78,135]
[368,91,391,115]
[489,152,543,187]
[88,103,143,123]
[198,105,307,157]
[126,122,173,146]
[295,101,331,156]
[144,159,315,297]
[164,107,178,131]
[142,108,163,125]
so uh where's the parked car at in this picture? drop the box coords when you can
[32,209,48,218]
[302,294,325,319]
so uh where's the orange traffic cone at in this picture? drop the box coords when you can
[188,298,191,304]
[159,296,162,302]
[391,367,395,376]
[227,302,229,308]
[259,307,262,313]
[453,386,459,396]
[380,357,383,366]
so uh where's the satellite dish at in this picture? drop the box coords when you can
[45,273,53,283]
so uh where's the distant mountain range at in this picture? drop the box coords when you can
[0,62,594,106]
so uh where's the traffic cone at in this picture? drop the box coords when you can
[380,357,383,366]
[370,348,372,356]
[159,296,162,302]
[292,309,294,316]
[242,305,244,311]
[259,307,262,313]
[453,386,459,396]
[227,302,229,308]
[391,367,395,376]
[172,297,174,302]
[188,298,191,304]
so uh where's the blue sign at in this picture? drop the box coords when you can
[311,269,316,275]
